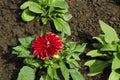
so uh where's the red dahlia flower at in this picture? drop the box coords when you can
[32,32,63,59]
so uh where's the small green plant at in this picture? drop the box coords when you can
[20,0,72,35]
[85,20,120,80]
[12,32,86,80]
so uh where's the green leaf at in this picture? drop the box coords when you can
[20,1,34,10]
[74,43,87,53]
[17,66,36,80]
[46,74,52,80]
[87,50,106,57]
[29,3,44,14]
[68,41,76,51]
[51,1,68,9]
[37,0,48,6]
[53,18,71,35]
[117,44,120,52]
[112,53,120,70]
[100,43,117,51]
[71,53,80,60]
[24,58,41,68]
[59,60,69,80]
[21,9,35,22]
[93,35,105,45]
[41,18,48,24]
[63,13,72,21]
[99,20,119,43]
[84,60,109,76]
[54,69,60,80]
[52,63,60,69]
[18,35,35,48]
[55,9,68,13]
[108,70,120,80]
[40,75,46,80]
[92,43,103,49]
[47,66,55,79]
[12,45,30,57]
[69,69,85,80]
[48,6,54,14]
[47,65,60,80]
[67,59,80,68]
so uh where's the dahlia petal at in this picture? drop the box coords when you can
[33,50,39,55]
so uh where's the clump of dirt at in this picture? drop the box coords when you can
[0,0,120,80]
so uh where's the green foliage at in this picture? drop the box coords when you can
[84,60,109,76]
[39,75,46,80]
[17,66,36,80]
[12,35,86,80]
[24,57,41,68]
[21,9,36,21]
[99,20,119,43]
[69,69,85,80]
[20,0,72,35]
[47,66,55,80]
[87,50,106,57]
[53,18,71,35]
[108,70,120,80]
[59,60,69,80]
[85,20,120,80]
[12,45,31,57]
[112,53,120,70]
[12,35,42,79]
[18,35,35,48]
[41,40,87,80]
[12,35,35,57]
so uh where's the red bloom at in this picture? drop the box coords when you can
[32,32,63,59]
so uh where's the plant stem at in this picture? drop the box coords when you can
[41,24,46,35]
[61,32,65,39]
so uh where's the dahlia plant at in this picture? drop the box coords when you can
[13,0,86,80]
[12,32,86,80]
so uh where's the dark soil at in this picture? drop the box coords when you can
[0,0,120,80]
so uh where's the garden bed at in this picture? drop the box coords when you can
[0,0,120,80]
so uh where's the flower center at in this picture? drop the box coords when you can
[44,41,50,48]
[45,44,50,48]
